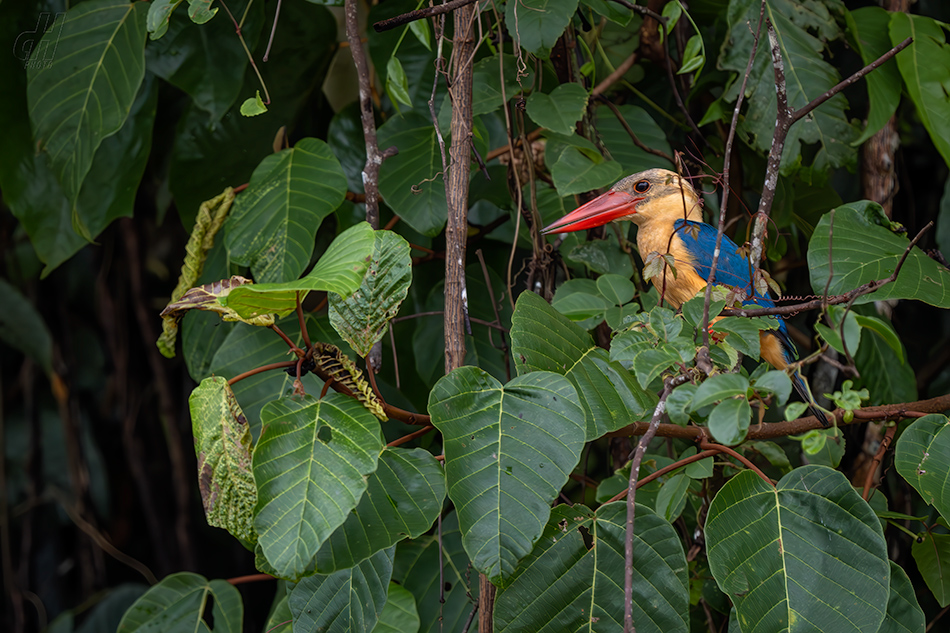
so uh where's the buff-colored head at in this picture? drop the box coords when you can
[542,168,702,234]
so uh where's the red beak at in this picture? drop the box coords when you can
[541,190,642,234]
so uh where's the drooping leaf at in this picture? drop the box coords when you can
[808,203,950,307]
[707,466,890,633]
[890,14,950,168]
[157,189,237,357]
[428,367,586,586]
[5,61,157,275]
[852,311,916,406]
[386,56,412,108]
[494,503,688,633]
[225,137,348,283]
[720,0,857,179]
[225,222,375,319]
[27,0,148,214]
[160,276,276,330]
[847,7,901,146]
[188,377,257,548]
[289,547,394,632]
[526,83,589,136]
[895,415,950,524]
[329,230,412,357]
[314,447,445,573]
[252,393,384,580]
[912,530,950,607]
[147,0,183,39]
[505,0,580,58]
[377,111,448,237]
[239,91,268,117]
[117,572,242,633]
[367,0,437,113]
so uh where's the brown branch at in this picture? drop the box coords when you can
[862,424,897,501]
[227,573,274,585]
[699,441,772,486]
[372,0,478,32]
[605,0,665,24]
[596,96,674,163]
[607,393,950,441]
[749,27,913,267]
[228,361,297,385]
[592,53,640,97]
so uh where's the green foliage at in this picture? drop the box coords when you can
[5,0,950,631]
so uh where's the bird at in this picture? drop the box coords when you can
[542,168,830,427]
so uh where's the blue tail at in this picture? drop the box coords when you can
[791,370,831,427]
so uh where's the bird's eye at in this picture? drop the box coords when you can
[634,180,650,194]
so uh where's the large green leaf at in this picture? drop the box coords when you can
[314,447,445,573]
[252,393,384,580]
[27,0,148,213]
[526,83,589,136]
[505,0,580,58]
[470,54,535,117]
[117,572,242,633]
[6,59,157,274]
[706,465,890,633]
[494,503,688,633]
[510,291,655,439]
[808,203,950,307]
[847,7,901,146]
[878,561,925,633]
[895,414,950,524]
[225,222,375,319]
[0,278,53,376]
[890,14,950,168]
[377,111,448,237]
[329,230,412,357]
[393,512,478,633]
[188,377,257,549]
[428,367,586,586]
[372,583,420,633]
[225,137,348,284]
[720,0,857,179]
[145,0,263,122]
[596,104,674,173]
[289,547,394,632]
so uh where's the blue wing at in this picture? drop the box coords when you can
[674,219,796,360]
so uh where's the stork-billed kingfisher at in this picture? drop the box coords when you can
[542,168,830,427]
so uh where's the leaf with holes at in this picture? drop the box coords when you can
[189,376,257,549]
[329,230,411,357]
[225,137,348,283]
[252,393,383,580]
[428,367,585,586]
[27,0,148,220]
[895,415,950,524]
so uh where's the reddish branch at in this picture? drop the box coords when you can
[608,393,950,441]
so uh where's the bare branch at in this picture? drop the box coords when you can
[373,0,479,33]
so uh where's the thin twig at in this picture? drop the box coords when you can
[606,448,718,503]
[373,0,479,32]
[387,425,436,448]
